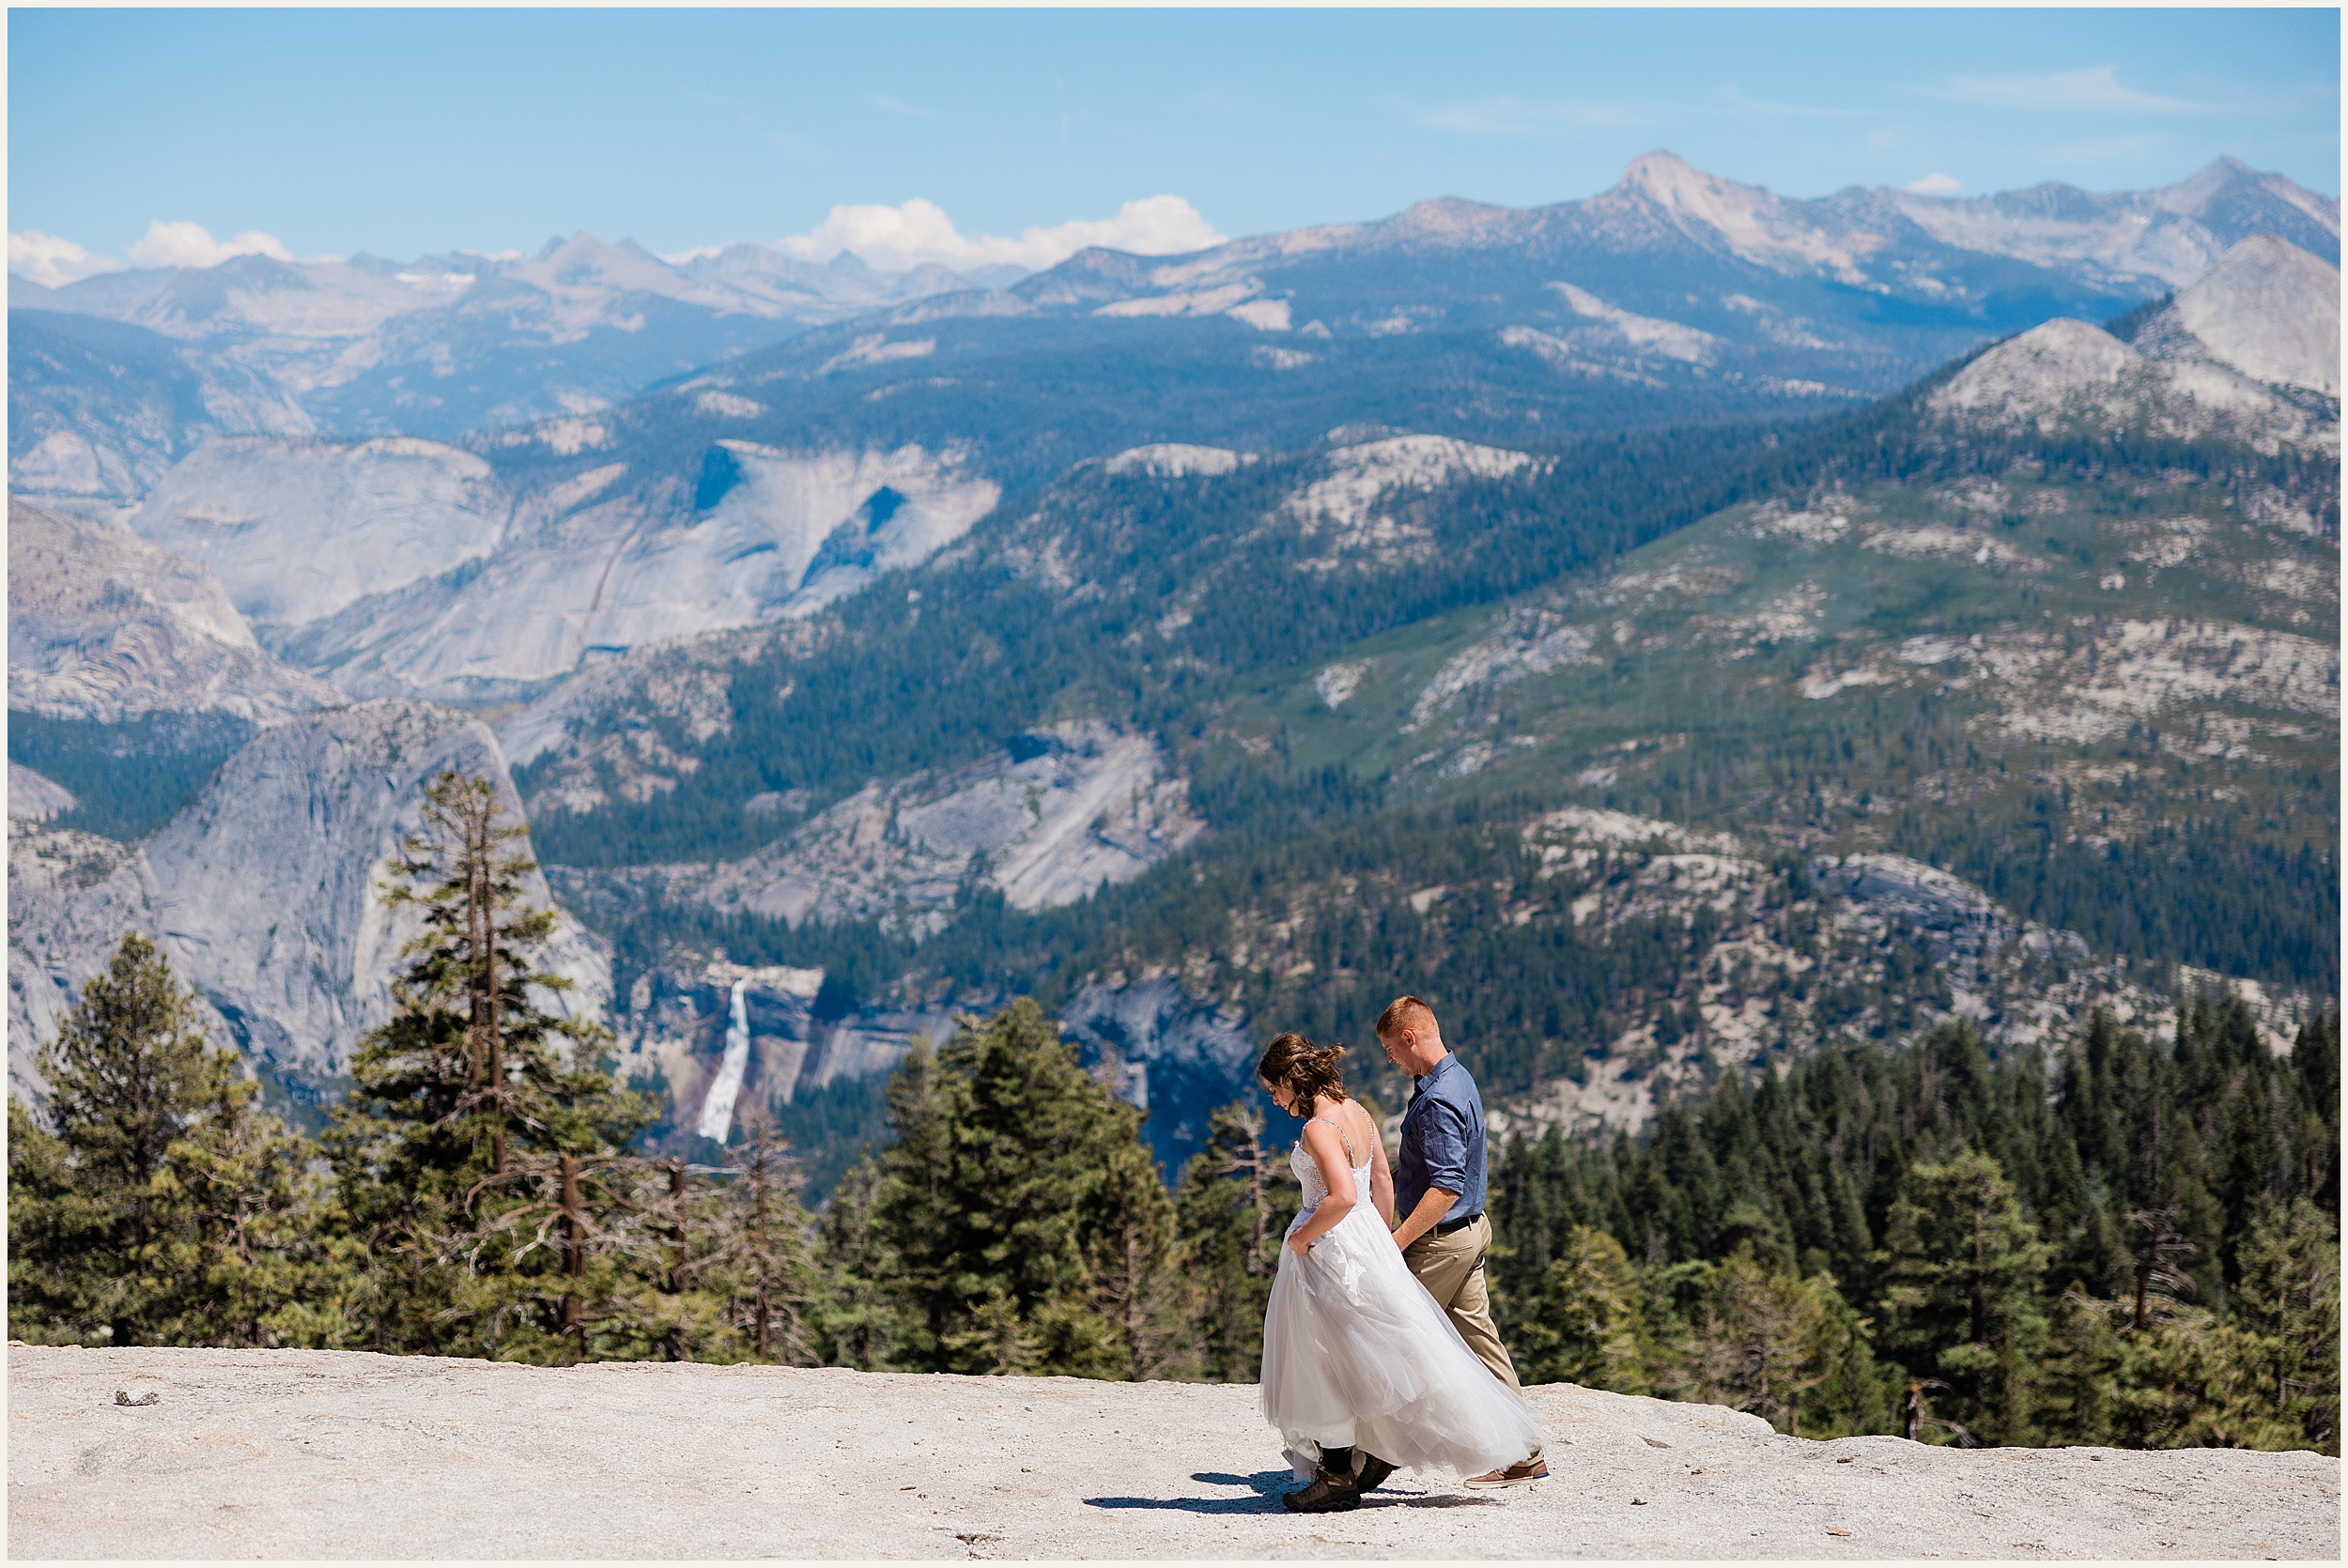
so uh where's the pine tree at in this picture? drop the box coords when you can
[148,1053,352,1347]
[811,1155,904,1370]
[703,1111,820,1363]
[1877,1148,2052,1446]
[1515,1223,1654,1393]
[870,999,1182,1378]
[7,1099,105,1342]
[329,770,652,1360]
[1697,1244,1835,1434]
[1172,1102,1301,1381]
[6,933,334,1346]
[2235,1197,2341,1453]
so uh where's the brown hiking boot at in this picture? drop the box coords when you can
[1463,1455,1549,1488]
[1282,1468,1361,1513]
[1355,1453,1398,1492]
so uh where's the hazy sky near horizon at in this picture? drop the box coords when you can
[8,6,2340,275]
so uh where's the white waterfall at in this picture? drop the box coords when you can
[694,980,752,1143]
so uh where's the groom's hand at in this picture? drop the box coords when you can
[1391,1186,1459,1251]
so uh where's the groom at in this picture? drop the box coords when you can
[1375,994,1547,1489]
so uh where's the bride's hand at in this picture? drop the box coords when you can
[1288,1233,1312,1256]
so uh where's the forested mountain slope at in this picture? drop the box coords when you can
[463,238,2337,1191]
[7,176,2337,1204]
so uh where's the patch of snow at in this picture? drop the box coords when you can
[1095,282,1259,319]
[1549,282,1719,363]
[1226,298,1291,331]
[816,333,936,375]
[1102,443,1247,479]
[693,391,766,419]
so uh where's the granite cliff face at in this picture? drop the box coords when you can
[113,431,996,702]
[7,499,338,723]
[7,701,606,1108]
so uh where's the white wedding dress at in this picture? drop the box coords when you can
[1259,1115,1548,1481]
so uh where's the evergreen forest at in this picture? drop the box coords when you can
[11,776,2338,1456]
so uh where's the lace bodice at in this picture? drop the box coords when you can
[1290,1116,1373,1211]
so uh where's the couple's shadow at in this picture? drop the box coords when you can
[1084,1470,1502,1514]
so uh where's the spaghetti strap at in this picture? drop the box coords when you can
[1307,1111,1361,1168]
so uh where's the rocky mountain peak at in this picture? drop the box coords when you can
[1383,194,1515,242]
[1614,147,1712,206]
[2161,233,2341,396]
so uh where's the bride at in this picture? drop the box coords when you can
[1256,1032,1549,1513]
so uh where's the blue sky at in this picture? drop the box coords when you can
[8,7,2339,278]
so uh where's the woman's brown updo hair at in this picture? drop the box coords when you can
[1258,1031,1349,1112]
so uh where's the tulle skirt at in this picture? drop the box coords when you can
[1259,1198,1547,1480]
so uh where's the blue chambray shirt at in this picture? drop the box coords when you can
[1397,1052,1487,1226]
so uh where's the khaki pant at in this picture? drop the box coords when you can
[1403,1213,1543,1463]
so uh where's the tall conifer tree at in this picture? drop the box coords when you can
[329,770,650,1359]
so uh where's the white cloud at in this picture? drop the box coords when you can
[124,220,295,269]
[1905,172,1964,196]
[9,220,320,287]
[1411,95,1633,136]
[7,230,121,287]
[1935,66,2215,114]
[771,195,1225,272]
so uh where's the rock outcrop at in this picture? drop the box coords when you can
[6,763,77,822]
[6,701,605,1107]
[1930,237,2340,453]
[623,722,1203,933]
[7,1347,2337,1560]
[7,499,339,723]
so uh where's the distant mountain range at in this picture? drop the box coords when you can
[11,152,2334,470]
[8,235,1008,448]
[8,151,2340,1185]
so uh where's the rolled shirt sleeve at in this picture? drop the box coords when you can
[1398,1054,1489,1225]
[1414,1096,1471,1201]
